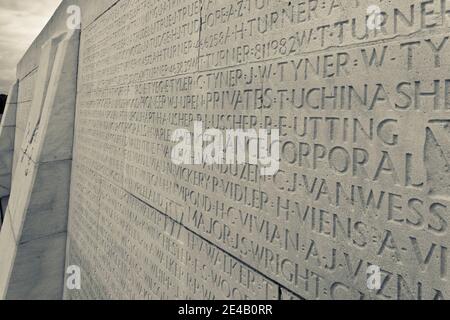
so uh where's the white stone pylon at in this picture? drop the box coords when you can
[0,29,80,300]
[0,81,19,201]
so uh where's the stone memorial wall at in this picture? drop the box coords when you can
[0,0,449,300]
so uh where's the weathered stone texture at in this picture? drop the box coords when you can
[0,95,7,115]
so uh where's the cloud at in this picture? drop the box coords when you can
[0,0,61,94]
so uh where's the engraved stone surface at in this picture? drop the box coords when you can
[1,0,450,300]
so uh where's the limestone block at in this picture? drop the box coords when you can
[11,128,23,180]
[64,0,450,301]
[0,182,9,199]
[2,0,450,301]
[17,71,36,105]
[7,159,71,243]
[0,143,14,195]
[0,213,17,299]
[27,31,79,163]
[0,95,6,116]
[0,30,80,300]
[0,127,15,189]
[280,288,304,301]
[0,197,8,215]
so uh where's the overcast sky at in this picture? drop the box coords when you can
[0,0,61,94]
